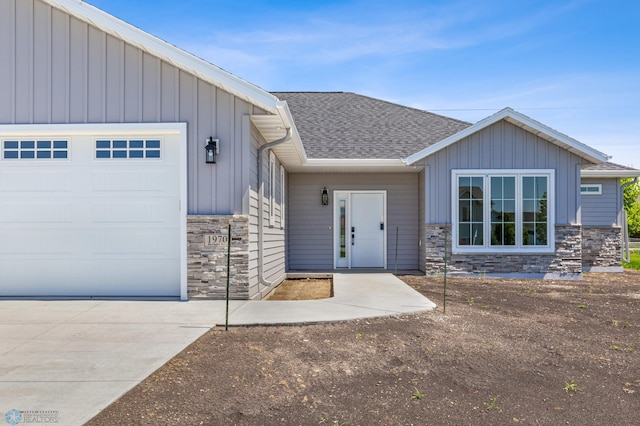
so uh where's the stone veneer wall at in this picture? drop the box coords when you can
[424,225,582,275]
[187,215,250,299]
[582,226,622,268]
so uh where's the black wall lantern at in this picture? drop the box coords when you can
[321,187,329,205]
[205,137,219,163]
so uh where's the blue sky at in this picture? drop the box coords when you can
[86,0,639,167]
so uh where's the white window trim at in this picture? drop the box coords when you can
[280,165,285,229]
[580,183,602,195]
[451,169,555,254]
[269,152,276,227]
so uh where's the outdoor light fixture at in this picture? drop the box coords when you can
[205,137,219,164]
[322,187,329,205]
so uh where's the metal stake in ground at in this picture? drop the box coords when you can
[225,223,231,331]
[443,224,448,314]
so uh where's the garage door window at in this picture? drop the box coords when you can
[3,140,68,160]
[96,139,161,159]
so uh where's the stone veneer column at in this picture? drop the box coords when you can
[423,224,582,276]
[582,226,622,268]
[187,215,250,299]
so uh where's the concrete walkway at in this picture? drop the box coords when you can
[0,273,434,425]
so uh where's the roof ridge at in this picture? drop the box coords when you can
[345,92,472,125]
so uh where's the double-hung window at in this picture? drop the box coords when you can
[452,170,554,253]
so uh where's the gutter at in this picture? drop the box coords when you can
[257,128,291,293]
[621,177,638,263]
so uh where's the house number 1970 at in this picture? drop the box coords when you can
[204,235,229,246]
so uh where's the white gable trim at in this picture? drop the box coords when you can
[43,0,279,114]
[403,107,610,165]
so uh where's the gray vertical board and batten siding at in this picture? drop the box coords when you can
[287,173,420,270]
[420,120,584,225]
[580,178,620,226]
[1,0,287,299]
[0,0,263,215]
[418,169,426,271]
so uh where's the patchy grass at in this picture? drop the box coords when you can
[623,251,640,270]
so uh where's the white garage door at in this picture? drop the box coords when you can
[0,125,185,297]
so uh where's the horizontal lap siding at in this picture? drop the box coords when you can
[288,173,420,270]
[425,120,583,225]
[581,178,619,226]
[247,128,286,298]
[1,0,260,215]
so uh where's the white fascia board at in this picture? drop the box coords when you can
[277,101,308,163]
[581,169,640,178]
[403,107,610,165]
[43,0,278,114]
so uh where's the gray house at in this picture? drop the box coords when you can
[1,0,637,300]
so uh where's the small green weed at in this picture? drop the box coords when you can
[412,388,426,400]
[355,332,364,339]
[467,297,474,305]
[578,304,587,309]
[563,380,582,393]
[484,395,501,411]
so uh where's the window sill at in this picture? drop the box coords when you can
[452,247,555,255]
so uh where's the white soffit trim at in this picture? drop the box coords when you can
[43,0,279,114]
[581,169,640,178]
[403,107,610,165]
[293,158,417,173]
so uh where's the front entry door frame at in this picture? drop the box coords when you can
[333,190,387,269]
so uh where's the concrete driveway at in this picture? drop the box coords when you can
[0,300,233,426]
[0,274,434,425]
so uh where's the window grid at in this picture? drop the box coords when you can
[95,139,161,159]
[3,140,68,160]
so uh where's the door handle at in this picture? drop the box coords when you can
[351,226,355,245]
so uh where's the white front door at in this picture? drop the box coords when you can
[334,191,386,268]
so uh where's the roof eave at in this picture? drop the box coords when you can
[43,0,279,114]
[287,158,419,173]
[581,170,640,178]
[403,108,610,165]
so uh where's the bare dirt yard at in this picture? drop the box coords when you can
[88,271,640,425]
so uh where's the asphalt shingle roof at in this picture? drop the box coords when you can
[272,92,470,160]
[582,162,638,172]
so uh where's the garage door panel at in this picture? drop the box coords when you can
[91,199,178,224]
[0,231,73,254]
[90,230,179,255]
[0,260,73,294]
[92,170,177,192]
[0,260,178,297]
[0,170,73,192]
[0,201,72,223]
